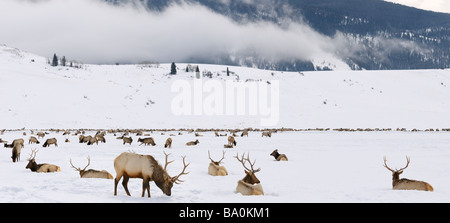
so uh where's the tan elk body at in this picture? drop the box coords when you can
[113,152,189,197]
[11,143,21,162]
[227,136,237,146]
[138,137,156,146]
[43,138,58,147]
[186,139,199,146]
[70,157,113,179]
[270,149,288,161]
[234,152,264,196]
[207,150,228,176]
[383,156,433,191]
[165,137,172,148]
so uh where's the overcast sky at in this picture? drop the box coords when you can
[384,0,450,13]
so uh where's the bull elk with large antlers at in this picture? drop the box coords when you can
[208,150,228,176]
[113,151,190,197]
[70,156,113,179]
[26,149,61,173]
[383,156,433,191]
[234,152,264,196]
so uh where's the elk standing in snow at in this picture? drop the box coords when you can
[227,136,237,146]
[165,137,172,148]
[383,156,433,191]
[4,138,24,148]
[234,152,264,196]
[113,151,190,197]
[26,149,61,173]
[11,143,21,162]
[138,137,156,146]
[37,131,46,139]
[42,138,57,147]
[122,136,133,145]
[70,156,113,179]
[208,150,228,176]
[270,149,288,161]
[28,136,40,144]
[261,131,271,137]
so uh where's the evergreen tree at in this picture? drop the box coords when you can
[170,62,177,75]
[51,54,58,67]
[61,56,66,67]
[226,67,230,76]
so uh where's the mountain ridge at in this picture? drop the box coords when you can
[105,0,449,71]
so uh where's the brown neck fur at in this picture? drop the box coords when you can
[146,156,169,190]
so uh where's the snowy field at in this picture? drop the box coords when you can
[1,129,449,203]
[1,45,450,203]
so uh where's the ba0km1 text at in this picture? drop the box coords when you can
[223,207,269,218]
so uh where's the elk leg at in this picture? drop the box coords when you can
[122,175,131,196]
[142,178,150,198]
[114,177,121,196]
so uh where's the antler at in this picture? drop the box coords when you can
[398,156,410,172]
[28,148,39,161]
[163,151,174,172]
[234,152,261,173]
[383,156,410,172]
[208,150,226,164]
[69,156,91,172]
[171,156,190,184]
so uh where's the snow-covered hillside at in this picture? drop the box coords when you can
[1,44,450,130]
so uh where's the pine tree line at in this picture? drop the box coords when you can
[48,53,84,69]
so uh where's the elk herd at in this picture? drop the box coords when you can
[0,127,436,201]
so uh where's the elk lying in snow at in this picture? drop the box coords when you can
[186,139,199,146]
[26,149,61,173]
[261,131,271,137]
[28,136,40,144]
[227,136,237,146]
[113,151,190,197]
[215,131,227,137]
[138,137,156,146]
[165,137,172,148]
[208,150,228,176]
[383,156,433,191]
[270,149,288,161]
[122,136,133,145]
[70,156,113,179]
[224,144,233,148]
[11,143,21,162]
[43,138,58,147]
[234,152,264,196]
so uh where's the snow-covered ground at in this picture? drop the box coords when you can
[1,44,450,130]
[1,44,450,203]
[1,129,449,203]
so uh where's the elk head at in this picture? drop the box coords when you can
[159,151,190,196]
[25,148,39,170]
[70,156,91,177]
[234,152,261,184]
[383,156,410,182]
[208,150,226,166]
